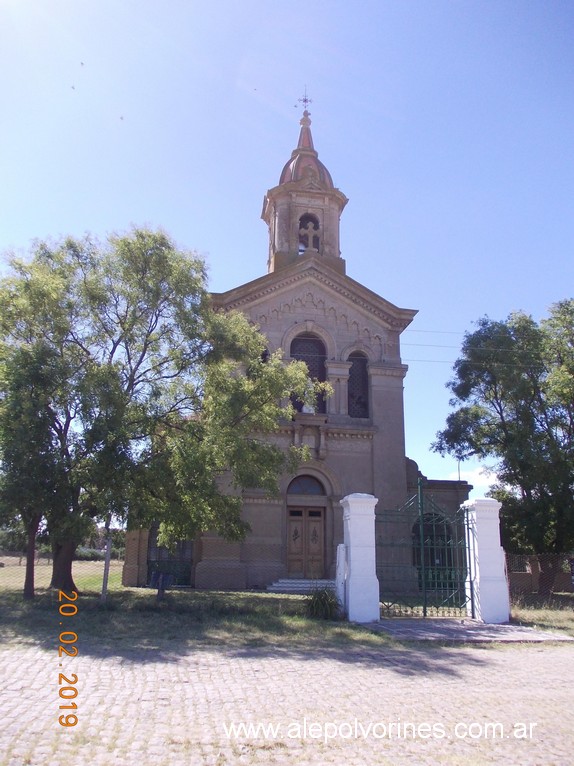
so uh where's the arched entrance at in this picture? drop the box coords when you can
[286,475,326,578]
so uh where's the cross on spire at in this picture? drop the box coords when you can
[297,86,313,111]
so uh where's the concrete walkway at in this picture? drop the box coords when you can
[2,633,574,766]
[374,618,574,643]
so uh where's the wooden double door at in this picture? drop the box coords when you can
[287,507,325,578]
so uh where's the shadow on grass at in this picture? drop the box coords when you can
[0,586,495,677]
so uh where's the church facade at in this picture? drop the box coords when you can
[122,110,471,590]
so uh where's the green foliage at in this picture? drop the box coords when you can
[434,301,574,555]
[305,587,342,620]
[82,523,125,552]
[35,542,52,557]
[0,525,27,553]
[73,546,106,561]
[0,227,314,592]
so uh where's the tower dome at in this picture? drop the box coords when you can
[278,110,335,189]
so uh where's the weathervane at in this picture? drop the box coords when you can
[295,86,313,111]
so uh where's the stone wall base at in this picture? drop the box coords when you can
[194,560,247,590]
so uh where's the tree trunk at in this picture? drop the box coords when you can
[100,524,112,604]
[50,539,79,593]
[23,515,41,600]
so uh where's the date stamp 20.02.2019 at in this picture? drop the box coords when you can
[57,589,79,727]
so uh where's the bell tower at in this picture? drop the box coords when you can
[261,108,348,275]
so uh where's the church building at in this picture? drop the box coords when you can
[122,108,471,590]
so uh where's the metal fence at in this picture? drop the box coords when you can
[505,552,574,595]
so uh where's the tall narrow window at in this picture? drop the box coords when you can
[298,213,320,253]
[290,334,327,414]
[348,352,369,418]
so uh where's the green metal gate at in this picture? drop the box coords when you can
[376,482,475,617]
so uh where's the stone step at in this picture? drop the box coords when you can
[267,578,336,595]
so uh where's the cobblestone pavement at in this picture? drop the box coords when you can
[2,638,573,766]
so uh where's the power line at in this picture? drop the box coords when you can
[404,329,466,335]
[403,343,462,350]
[403,357,546,369]
[403,358,457,365]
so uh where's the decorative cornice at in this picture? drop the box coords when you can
[276,422,377,440]
[212,258,417,332]
[328,429,375,440]
[241,495,283,505]
[369,363,409,379]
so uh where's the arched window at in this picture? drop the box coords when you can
[290,334,327,413]
[348,352,369,418]
[298,213,320,254]
[287,475,325,495]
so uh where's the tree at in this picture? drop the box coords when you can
[433,302,574,593]
[0,343,67,598]
[0,228,316,596]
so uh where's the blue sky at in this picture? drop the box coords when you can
[2,0,573,497]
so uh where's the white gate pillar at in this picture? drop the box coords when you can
[341,493,380,623]
[464,498,510,624]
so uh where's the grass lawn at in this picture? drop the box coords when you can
[1,557,573,652]
[0,558,394,653]
[0,556,124,592]
[509,592,574,638]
